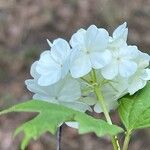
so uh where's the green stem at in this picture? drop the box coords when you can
[81,77,92,85]
[91,69,120,150]
[123,131,131,150]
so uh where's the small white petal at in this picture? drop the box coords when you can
[137,52,150,68]
[59,79,81,102]
[38,50,52,66]
[85,25,98,47]
[90,50,112,69]
[51,38,70,64]
[70,50,91,78]
[33,94,57,103]
[38,71,61,86]
[113,22,128,40]
[128,78,146,95]
[25,79,46,94]
[101,60,118,79]
[36,51,59,76]
[70,28,86,48]
[119,60,137,77]
[119,46,139,59]
[30,61,39,79]
[141,69,150,81]
[110,22,128,47]
[85,25,109,51]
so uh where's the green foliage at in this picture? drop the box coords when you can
[0,100,123,150]
[118,82,150,132]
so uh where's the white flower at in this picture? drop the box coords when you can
[101,23,140,80]
[128,52,150,94]
[69,25,112,78]
[101,45,139,79]
[36,38,71,86]
[25,61,91,112]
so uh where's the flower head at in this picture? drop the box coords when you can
[25,22,150,117]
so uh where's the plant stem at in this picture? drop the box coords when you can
[56,126,62,150]
[91,69,120,150]
[123,131,131,150]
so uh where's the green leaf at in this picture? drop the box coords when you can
[0,100,123,150]
[118,82,150,132]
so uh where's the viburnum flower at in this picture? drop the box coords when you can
[69,25,112,78]
[127,52,150,94]
[25,61,91,112]
[101,23,139,79]
[25,22,150,116]
[36,38,71,86]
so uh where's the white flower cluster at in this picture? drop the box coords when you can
[25,22,150,114]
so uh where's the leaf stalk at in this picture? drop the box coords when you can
[122,131,131,150]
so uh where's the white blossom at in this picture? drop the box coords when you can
[69,25,112,78]
[128,52,150,94]
[25,61,91,112]
[36,38,71,86]
[101,23,139,79]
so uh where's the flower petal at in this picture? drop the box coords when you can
[70,50,91,78]
[113,22,128,41]
[51,38,70,64]
[85,25,109,51]
[90,50,112,69]
[36,51,59,76]
[101,60,118,79]
[119,60,137,77]
[128,78,146,95]
[59,78,81,102]
[141,69,150,81]
[38,71,61,86]
[25,79,46,94]
[137,52,150,68]
[33,94,57,103]
[30,61,39,79]
[70,28,86,49]
[119,45,139,59]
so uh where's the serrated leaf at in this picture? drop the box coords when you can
[0,100,123,150]
[118,82,150,132]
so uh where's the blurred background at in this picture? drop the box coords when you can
[0,0,150,149]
